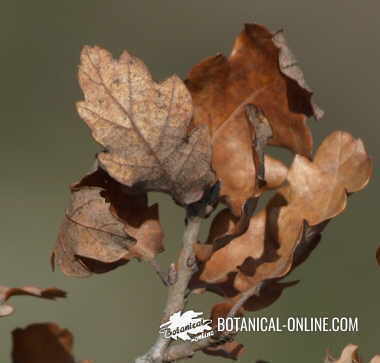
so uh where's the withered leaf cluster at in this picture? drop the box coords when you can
[185,25,371,358]
[186,23,323,217]
[53,167,164,277]
[191,131,371,334]
[50,22,373,361]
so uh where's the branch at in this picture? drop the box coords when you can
[161,288,262,362]
[163,334,231,361]
[135,214,201,363]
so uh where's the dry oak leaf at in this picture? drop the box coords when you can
[53,167,164,277]
[186,23,322,216]
[203,340,245,361]
[193,131,371,306]
[199,303,245,360]
[77,46,214,205]
[204,279,299,313]
[0,286,66,317]
[12,323,92,363]
[192,155,288,261]
[325,345,361,363]
[325,345,380,363]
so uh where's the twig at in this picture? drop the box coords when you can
[246,104,273,184]
[227,282,263,318]
[163,334,230,361]
[135,214,201,363]
[161,283,262,362]
[149,259,169,287]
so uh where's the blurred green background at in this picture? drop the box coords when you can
[0,0,378,362]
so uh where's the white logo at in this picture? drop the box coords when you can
[159,310,214,342]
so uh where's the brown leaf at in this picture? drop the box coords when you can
[186,23,322,215]
[210,300,244,326]
[193,131,371,310]
[193,197,258,263]
[203,340,245,360]
[235,131,372,292]
[242,280,299,311]
[12,323,91,363]
[52,168,164,277]
[0,286,66,317]
[77,46,214,205]
[376,246,380,266]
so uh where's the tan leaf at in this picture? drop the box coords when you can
[281,131,373,226]
[257,155,288,194]
[193,131,371,311]
[198,204,303,286]
[325,344,361,363]
[186,23,322,215]
[326,345,380,363]
[0,286,66,317]
[193,197,259,264]
[77,46,214,205]
[234,131,372,292]
[52,168,164,277]
[12,323,91,363]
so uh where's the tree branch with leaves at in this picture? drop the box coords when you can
[1,22,374,363]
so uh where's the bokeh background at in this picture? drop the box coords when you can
[0,1,378,362]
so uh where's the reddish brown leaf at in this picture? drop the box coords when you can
[193,131,371,311]
[77,46,214,205]
[376,246,380,266]
[0,286,66,317]
[210,301,244,325]
[186,23,322,215]
[52,168,164,277]
[242,280,299,311]
[12,323,91,363]
[203,340,245,360]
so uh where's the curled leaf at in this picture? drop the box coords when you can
[53,167,164,277]
[0,286,66,317]
[203,340,245,361]
[326,345,380,363]
[77,46,214,205]
[193,131,371,312]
